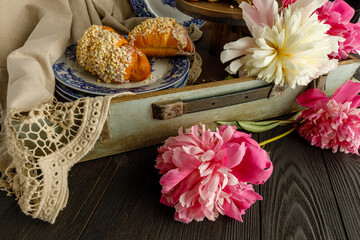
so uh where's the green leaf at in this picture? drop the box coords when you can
[217,121,238,127]
[217,113,301,133]
[237,121,282,132]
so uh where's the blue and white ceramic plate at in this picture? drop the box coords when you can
[53,43,190,95]
[168,72,188,89]
[55,89,77,102]
[130,0,205,28]
[56,71,188,100]
[55,81,97,99]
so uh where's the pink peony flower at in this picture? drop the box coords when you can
[281,0,296,8]
[282,0,360,59]
[316,0,360,60]
[297,80,360,154]
[155,124,273,223]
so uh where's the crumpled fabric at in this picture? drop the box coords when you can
[0,0,147,223]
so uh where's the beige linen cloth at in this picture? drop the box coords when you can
[0,0,202,223]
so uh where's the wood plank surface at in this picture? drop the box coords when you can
[79,145,261,240]
[0,156,118,239]
[321,151,360,239]
[258,127,348,240]
[0,128,359,239]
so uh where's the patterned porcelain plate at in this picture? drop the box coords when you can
[55,71,188,100]
[130,0,205,28]
[53,43,190,95]
[55,80,97,99]
[168,72,188,89]
[55,89,76,102]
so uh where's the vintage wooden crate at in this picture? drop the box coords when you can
[83,56,360,161]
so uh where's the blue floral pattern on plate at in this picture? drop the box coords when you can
[161,0,175,8]
[130,0,205,28]
[55,89,77,102]
[53,43,190,95]
[56,81,97,99]
[56,71,188,100]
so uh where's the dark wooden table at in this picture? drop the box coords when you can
[0,126,359,240]
[1,23,359,240]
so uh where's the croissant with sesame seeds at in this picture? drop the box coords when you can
[76,25,151,84]
[127,17,195,57]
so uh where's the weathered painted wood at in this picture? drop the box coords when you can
[259,127,348,240]
[83,52,359,162]
[325,58,360,96]
[83,82,302,161]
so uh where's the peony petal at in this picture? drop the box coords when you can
[297,88,329,108]
[172,148,201,169]
[240,0,278,36]
[232,144,273,184]
[222,142,246,169]
[315,59,338,78]
[331,80,360,104]
[229,59,243,74]
[222,184,262,221]
[170,171,201,203]
[175,201,205,223]
[200,150,215,162]
[291,0,327,23]
[160,196,172,206]
[350,95,360,108]
[223,37,256,50]
[220,125,236,143]
[330,0,355,22]
[160,168,193,193]
[221,199,244,222]
[221,37,255,63]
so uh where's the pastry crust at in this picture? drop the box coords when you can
[76,25,151,83]
[127,17,195,57]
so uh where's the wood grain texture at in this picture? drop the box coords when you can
[321,151,360,240]
[79,145,261,240]
[175,0,245,26]
[0,129,358,239]
[258,127,348,240]
[0,156,118,240]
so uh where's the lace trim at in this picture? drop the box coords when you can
[1,95,114,223]
[186,24,203,85]
[187,52,203,85]
[187,23,203,42]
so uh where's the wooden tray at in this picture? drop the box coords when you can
[175,0,246,26]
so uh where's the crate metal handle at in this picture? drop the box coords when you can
[151,85,274,120]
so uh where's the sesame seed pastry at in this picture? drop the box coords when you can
[127,17,195,57]
[76,25,151,83]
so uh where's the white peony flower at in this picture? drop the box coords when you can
[221,0,343,88]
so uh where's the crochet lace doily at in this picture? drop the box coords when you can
[187,52,203,85]
[187,23,203,42]
[187,23,203,85]
[1,96,114,223]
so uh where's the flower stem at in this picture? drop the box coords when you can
[259,127,297,147]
